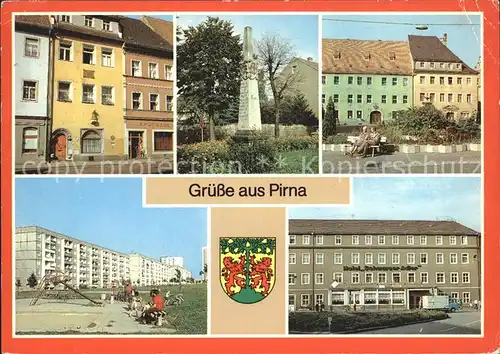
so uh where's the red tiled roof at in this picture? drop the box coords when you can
[119,17,172,52]
[289,219,479,236]
[141,16,174,47]
[15,15,51,28]
[322,38,413,75]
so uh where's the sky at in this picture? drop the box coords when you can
[15,178,207,277]
[322,14,481,68]
[289,177,481,232]
[177,15,319,62]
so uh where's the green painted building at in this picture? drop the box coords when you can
[322,39,414,126]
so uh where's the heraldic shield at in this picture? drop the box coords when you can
[219,237,276,304]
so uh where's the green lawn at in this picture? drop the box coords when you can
[276,149,319,174]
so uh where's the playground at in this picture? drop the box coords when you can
[15,272,207,335]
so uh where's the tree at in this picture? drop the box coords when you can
[175,269,182,292]
[256,33,298,138]
[323,96,337,139]
[281,93,318,126]
[177,17,243,141]
[27,273,38,288]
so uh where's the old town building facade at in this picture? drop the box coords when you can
[408,35,479,120]
[288,219,481,310]
[322,39,414,126]
[119,17,174,159]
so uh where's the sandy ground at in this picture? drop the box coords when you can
[15,298,176,334]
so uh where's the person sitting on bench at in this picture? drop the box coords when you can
[141,289,165,324]
[346,126,368,156]
[359,127,381,157]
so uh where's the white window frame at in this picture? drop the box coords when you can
[22,80,38,101]
[288,273,296,285]
[101,85,114,105]
[392,235,399,245]
[461,253,469,264]
[148,62,159,79]
[22,127,39,154]
[102,20,111,31]
[335,235,342,245]
[131,60,142,77]
[365,253,373,265]
[60,15,71,23]
[436,253,444,265]
[333,273,343,283]
[365,272,373,283]
[300,273,310,285]
[352,235,359,245]
[131,91,143,110]
[378,235,385,245]
[436,236,443,245]
[450,236,457,245]
[57,81,72,102]
[392,253,400,265]
[289,235,296,245]
[165,64,173,81]
[315,235,323,245]
[300,294,310,307]
[450,272,459,284]
[302,235,310,245]
[351,272,360,284]
[392,272,401,283]
[461,236,468,245]
[365,235,372,245]
[24,37,40,58]
[407,235,414,245]
[315,273,324,285]
[334,253,342,265]
[420,253,428,264]
[101,48,113,67]
[58,41,72,61]
[82,84,96,104]
[450,253,458,264]
[420,235,427,245]
[407,272,416,283]
[82,44,95,65]
[149,93,160,111]
[378,272,387,283]
[288,253,296,265]
[378,253,386,265]
[84,16,93,27]
[351,253,360,265]
[462,272,470,283]
[315,252,324,265]
[436,272,445,284]
[301,253,310,265]
[420,272,428,284]
[407,253,415,265]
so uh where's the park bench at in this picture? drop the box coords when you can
[347,136,388,157]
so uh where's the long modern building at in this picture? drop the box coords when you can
[15,226,191,288]
[288,219,481,311]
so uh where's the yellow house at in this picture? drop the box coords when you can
[51,15,124,161]
[408,35,479,120]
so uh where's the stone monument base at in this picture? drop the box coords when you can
[232,129,267,143]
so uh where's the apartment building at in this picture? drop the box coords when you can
[119,17,174,159]
[160,256,184,267]
[288,219,481,310]
[51,15,125,161]
[14,15,53,165]
[408,35,479,120]
[16,226,130,288]
[322,39,414,125]
[16,226,192,288]
[279,57,319,117]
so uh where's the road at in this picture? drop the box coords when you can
[16,159,174,174]
[359,311,481,335]
[322,151,481,174]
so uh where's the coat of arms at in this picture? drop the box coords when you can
[219,237,276,304]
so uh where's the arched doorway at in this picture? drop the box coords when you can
[446,112,455,120]
[51,128,72,161]
[370,111,382,124]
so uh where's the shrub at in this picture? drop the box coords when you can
[324,134,348,145]
[274,136,318,152]
[177,140,230,174]
[228,137,278,174]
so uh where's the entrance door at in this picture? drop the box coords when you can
[350,292,360,304]
[128,131,143,159]
[446,112,455,120]
[54,134,67,160]
[370,111,382,124]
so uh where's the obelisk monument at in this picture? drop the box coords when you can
[236,26,262,135]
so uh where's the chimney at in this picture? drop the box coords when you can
[307,57,313,61]
[441,33,448,47]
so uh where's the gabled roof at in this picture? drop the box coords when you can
[408,35,478,74]
[55,22,123,43]
[15,15,52,28]
[293,57,319,71]
[118,17,173,53]
[289,219,479,236]
[141,16,174,47]
[323,38,413,75]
